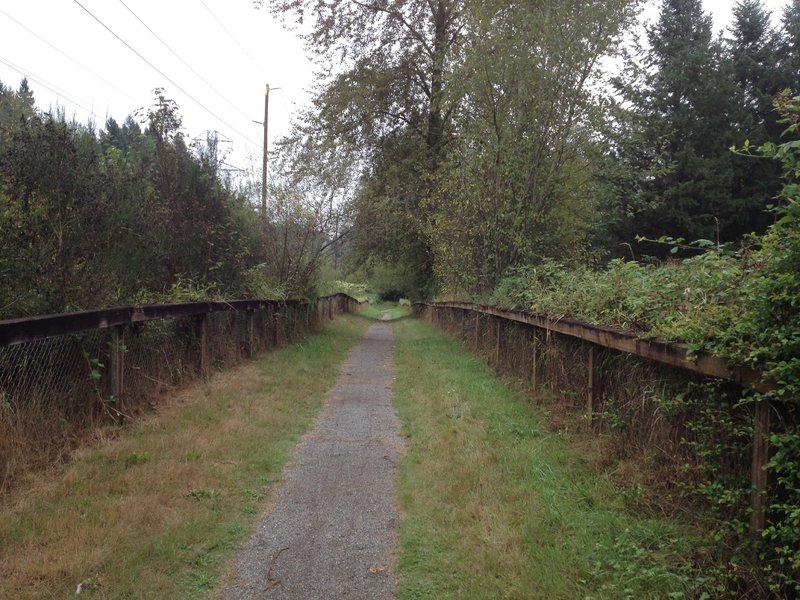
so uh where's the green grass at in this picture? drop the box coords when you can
[0,315,371,599]
[360,301,411,320]
[392,318,699,599]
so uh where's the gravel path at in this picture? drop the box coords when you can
[217,321,403,600]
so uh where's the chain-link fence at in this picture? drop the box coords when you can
[415,301,763,523]
[0,294,362,491]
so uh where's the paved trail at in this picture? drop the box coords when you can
[218,321,403,600]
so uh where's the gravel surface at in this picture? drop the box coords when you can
[217,321,403,600]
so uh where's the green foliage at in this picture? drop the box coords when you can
[494,92,800,595]
[0,86,265,319]
[597,0,798,259]
[424,0,635,295]
[316,280,371,303]
[367,260,421,301]
[124,451,150,468]
[492,254,745,354]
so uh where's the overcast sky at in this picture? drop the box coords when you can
[0,0,792,173]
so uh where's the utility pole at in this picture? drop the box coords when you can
[255,84,280,222]
[261,83,269,221]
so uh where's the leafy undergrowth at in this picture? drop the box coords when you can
[491,254,744,354]
[392,318,702,599]
[0,315,371,600]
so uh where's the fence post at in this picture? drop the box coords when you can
[588,344,599,422]
[750,400,771,534]
[274,305,281,347]
[531,330,537,390]
[109,325,125,416]
[196,314,209,379]
[246,309,255,357]
[495,317,501,366]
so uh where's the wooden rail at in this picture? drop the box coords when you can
[418,300,771,533]
[0,296,354,348]
[421,301,764,390]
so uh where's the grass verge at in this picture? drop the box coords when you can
[0,315,371,600]
[392,318,700,599]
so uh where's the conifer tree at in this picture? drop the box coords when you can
[726,0,783,234]
[601,0,773,254]
[777,0,800,93]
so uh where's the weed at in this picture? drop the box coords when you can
[124,451,149,467]
[182,450,201,462]
[187,488,220,501]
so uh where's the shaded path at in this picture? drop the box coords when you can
[218,321,403,600]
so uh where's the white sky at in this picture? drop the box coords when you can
[0,0,792,174]
[0,0,314,173]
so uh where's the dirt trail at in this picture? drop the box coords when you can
[217,321,403,600]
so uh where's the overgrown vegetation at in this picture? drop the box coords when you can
[0,315,370,599]
[490,90,800,595]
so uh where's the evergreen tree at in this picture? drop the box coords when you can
[16,78,34,112]
[0,78,35,154]
[777,0,800,93]
[726,0,783,234]
[600,0,774,256]
[730,0,777,119]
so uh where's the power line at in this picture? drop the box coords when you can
[70,0,262,149]
[199,0,267,77]
[0,6,136,104]
[116,0,254,124]
[0,55,95,117]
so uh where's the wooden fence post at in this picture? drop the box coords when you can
[750,400,771,534]
[495,317,501,366]
[196,314,209,379]
[109,325,125,416]
[531,330,537,390]
[474,313,479,349]
[274,306,281,347]
[246,309,255,357]
[588,344,599,421]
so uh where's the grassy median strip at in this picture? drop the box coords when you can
[0,315,371,600]
[392,318,699,599]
